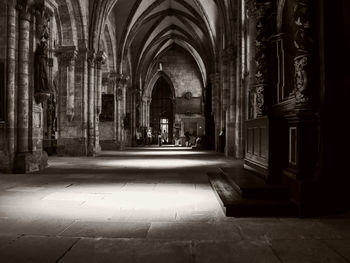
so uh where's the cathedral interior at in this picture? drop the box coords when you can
[0,0,349,261]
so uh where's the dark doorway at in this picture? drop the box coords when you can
[150,77,174,144]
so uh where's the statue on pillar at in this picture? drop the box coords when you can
[34,7,52,103]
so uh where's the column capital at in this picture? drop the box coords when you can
[96,50,107,69]
[116,74,130,89]
[87,50,96,67]
[55,46,78,67]
[16,0,35,21]
[34,3,53,43]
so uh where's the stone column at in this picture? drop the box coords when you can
[16,2,31,154]
[87,50,96,156]
[94,51,107,153]
[223,46,237,156]
[95,51,107,115]
[115,75,129,149]
[142,97,147,128]
[56,46,78,121]
[115,84,122,146]
[146,97,151,128]
[211,73,220,152]
[14,1,32,172]
[110,71,118,144]
[77,48,89,152]
[7,2,16,170]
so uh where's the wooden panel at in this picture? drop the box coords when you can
[247,128,253,154]
[253,127,260,156]
[261,127,268,158]
[289,127,297,165]
[245,117,269,177]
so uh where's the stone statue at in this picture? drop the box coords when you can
[34,41,52,101]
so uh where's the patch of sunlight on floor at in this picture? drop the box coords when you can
[97,158,221,169]
[4,183,218,221]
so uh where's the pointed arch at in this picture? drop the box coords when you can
[144,71,175,100]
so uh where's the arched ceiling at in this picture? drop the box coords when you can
[104,0,221,87]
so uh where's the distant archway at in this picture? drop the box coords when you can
[150,77,175,144]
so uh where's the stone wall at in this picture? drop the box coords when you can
[156,45,203,99]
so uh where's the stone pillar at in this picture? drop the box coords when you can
[94,51,107,153]
[110,71,118,143]
[211,73,220,152]
[87,50,96,156]
[115,75,129,149]
[146,97,151,128]
[56,46,78,121]
[116,84,122,146]
[224,45,237,156]
[14,1,32,172]
[237,0,246,159]
[7,2,16,171]
[142,97,148,128]
[16,2,31,154]
[76,48,89,152]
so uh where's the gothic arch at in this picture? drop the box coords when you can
[144,71,175,100]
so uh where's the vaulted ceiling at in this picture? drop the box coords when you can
[108,0,222,88]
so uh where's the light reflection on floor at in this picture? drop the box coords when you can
[96,158,221,169]
[0,149,227,222]
[0,182,220,222]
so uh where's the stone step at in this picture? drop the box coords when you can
[208,172,298,217]
[220,167,290,200]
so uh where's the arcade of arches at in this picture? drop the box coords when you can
[0,0,349,218]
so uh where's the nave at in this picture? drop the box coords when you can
[0,148,349,262]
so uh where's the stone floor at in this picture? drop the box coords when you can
[0,147,349,263]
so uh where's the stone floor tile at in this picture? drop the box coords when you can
[322,239,350,262]
[270,239,348,263]
[194,240,281,263]
[175,210,220,222]
[61,238,192,263]
[0,217,76,236]
[60,221,151,238]
[147,222,242,240]
[0,235,79,263]
[0,234,21,249]
[236,220,343,240]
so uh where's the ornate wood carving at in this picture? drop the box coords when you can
[251,1,271,117]
[291,0,314,105]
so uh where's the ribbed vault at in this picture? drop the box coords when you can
[90,0,222,91]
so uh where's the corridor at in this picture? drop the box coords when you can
[0,148,349,262]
